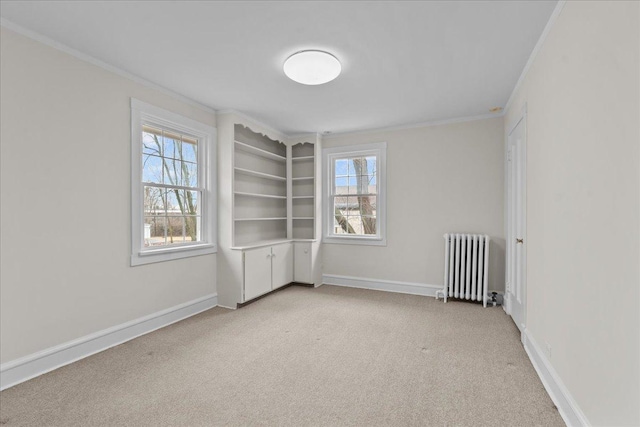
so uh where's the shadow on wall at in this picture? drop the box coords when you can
[490,238,506,293]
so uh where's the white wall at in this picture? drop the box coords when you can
[322,117,505,292]
[0,28,217,364]
[504,2,640,425]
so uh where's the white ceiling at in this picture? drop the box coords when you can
[0,1,557,135]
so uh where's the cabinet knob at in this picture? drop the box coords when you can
[304,249,308,254]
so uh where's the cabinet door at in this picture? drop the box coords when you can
[244,247,273,301]
[294,242,313,284]
[271,243,293,290]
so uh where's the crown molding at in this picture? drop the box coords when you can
[285,132,321,143]
[503,1,567,112]
[0,17,218,115]
[216,109,288,140]
[322,112,504,140]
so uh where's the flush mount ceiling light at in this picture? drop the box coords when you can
[283,50,341,85]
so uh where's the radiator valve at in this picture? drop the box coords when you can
[490,292,503,307]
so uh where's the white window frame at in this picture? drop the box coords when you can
[322,142,387,246]
[131,99,217,266]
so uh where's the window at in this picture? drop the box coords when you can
[131,99,217,265]
[323,142,386,245]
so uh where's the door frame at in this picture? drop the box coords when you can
[505,104,528,338]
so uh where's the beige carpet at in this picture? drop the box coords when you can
[0,285,563,426]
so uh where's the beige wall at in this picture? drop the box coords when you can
[322,117,505,292]
[0,28,217,364]
[504,2,640,425]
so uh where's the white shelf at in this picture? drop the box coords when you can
[235,167,286,181]
[293,217,314,220]
[292,196,314,199]
[292,176,314,181]
[235,140,286,162]
[235,191,286,200]
[292,156,314,161]
[234,217,287,221]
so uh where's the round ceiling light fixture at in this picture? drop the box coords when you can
[283,50,341,85]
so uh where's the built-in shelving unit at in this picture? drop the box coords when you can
[234,167,286,181]
[234,140,286,162]
[217,112,323,308]
[234,191,287,200]
[233,124,288,246]
[291,143,316,240]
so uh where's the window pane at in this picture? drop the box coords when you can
[184,216,200,242]
[143,186,166,215]
[165,190,200,215]
[344,196,358,213]
[142,129,162,156]
[358,176,373,193]
[144,215,201,247]
[331,194,377,236]
[333,197,348,234]
[163,133,178,159]
[181,141,197,163]
[144,216,166,247]
[347,158,356,175]
[166,190,181,214]
[366,156,376,172]
[362,195,377,211]
[178,190,199,215]
[166,215,183,243]
[142,154,163,184]
[335,159,348,176]
[361,215,377,235]
[335,176,348,192]
[180,161,198,187]
[343,214,366,235]
[162,157,181,185]
[347,176,358,195]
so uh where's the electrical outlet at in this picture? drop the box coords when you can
[545,342,552,359]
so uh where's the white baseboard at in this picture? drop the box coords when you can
[523,329,589,427]
[0,293,218,391]
[322,274,441,297]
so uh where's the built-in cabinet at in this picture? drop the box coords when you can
[293,241,314,284]
[217,112,322,308]
[244,242,293,301]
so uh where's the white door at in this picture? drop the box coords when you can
[507,115,527,334]
[244,247,272,301]
[271,243,293,289]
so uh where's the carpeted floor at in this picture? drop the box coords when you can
[0,285,564,426]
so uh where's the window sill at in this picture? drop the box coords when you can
[323,236,387,246]
[131,243,217,266]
